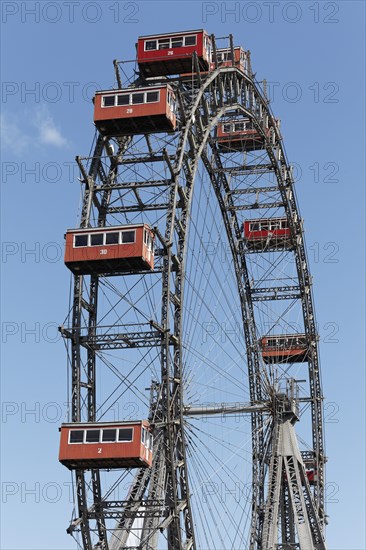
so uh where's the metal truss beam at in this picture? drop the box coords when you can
[80,331,162,350]
[250,286,302,302]
[251,293,301,302]
[213,163,274,174]
[183,402,267,416]
[95,179,172,191]
[119,154,176,165]
[228,186,280,195]
[106,203,170,214]
[230,201,284,211]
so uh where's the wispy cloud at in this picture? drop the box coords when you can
[1,106,69,154]
[0,113,32,152]
[35,106,69,148]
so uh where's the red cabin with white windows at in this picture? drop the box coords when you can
[260,334,308,364]
[243,218,292,250]
[64,224,154,275]
[283,462,317,486]
[301,451,318,486]
[180,46,250,80]
[93,85,177,136]
[305,467,318,485]
[217,118,270,152]
[137,30,212,76]
[59,421,153,470]
[215,47,250,73]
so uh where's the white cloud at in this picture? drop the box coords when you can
[0,106,69,155]
[35,106,69,148]
[0,113,31,152]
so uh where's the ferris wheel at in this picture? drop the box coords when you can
[58,29,327,550]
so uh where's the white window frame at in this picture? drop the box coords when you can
[167,90,176,113]
[118,427,134,443]
[269,221,281,231]
[102,95,117,108]
[116,93,130,107]
[234,122,246,133]
[144,39,157,51]
[266,338,279,348]
[121,229,136,244]
[171,36,184,48]
[249,222,261,232]
[68,426,137,444]
[129,91,160,106]
[101,428,117,443]
[73,234,90,248]
[105,231,120,246]
[157,38,170,50]
[144,34,197,51]
[131,91,147,105]
[101,91,160,108]
[69,429,85,444]
[90,233,105,247]
[85,428,101,444]
[183,34,197,47]
[145,90,161,104]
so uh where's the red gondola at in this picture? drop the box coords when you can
[64,224,154,275]
[260,334,308,364]
[93,85,177,136]
[215,47,250,73]
[137,30,212,76]
[180,46,250,80]
[305,468,317,485]
[301,452,318,485]
[243,218,292,250]
[283,463,317,485]
[217,118,270,152]
[59,421,153,470]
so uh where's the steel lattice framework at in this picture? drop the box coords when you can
[61,33,327,550]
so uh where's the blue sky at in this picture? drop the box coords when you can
[1,1,365,549]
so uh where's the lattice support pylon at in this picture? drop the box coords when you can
[261,402,326,550]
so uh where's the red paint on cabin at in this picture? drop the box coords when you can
[59,421,153,470]
[94,85,176,136]
[137,30,211,76]
[64,224,154,275]
[180,47,250,80]
[243,218,292,250]
[305,468,317,485]
[215,47,249,72]
[261,335,308,364]
[217,119,271,152]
